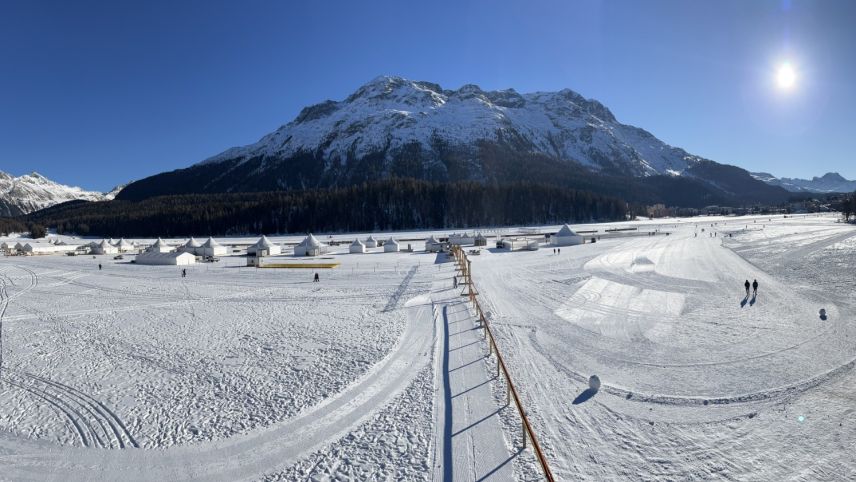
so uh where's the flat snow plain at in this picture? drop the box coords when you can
[0,213,854,480]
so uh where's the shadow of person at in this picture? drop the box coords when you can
[750,294,757,306]
[572,388,598,405]
[740,295,749,308]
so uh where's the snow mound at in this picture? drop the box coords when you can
[630,255,656,272]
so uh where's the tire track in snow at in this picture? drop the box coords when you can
[0,278,437,480]
[0,263,137,450]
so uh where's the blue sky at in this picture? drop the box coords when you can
[1,0,854,191]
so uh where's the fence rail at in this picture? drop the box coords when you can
[451,246,556,481]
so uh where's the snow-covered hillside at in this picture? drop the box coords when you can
[117,76,787,204]
[0,171,121,216]
[752,171,856,193]
[201,75,703,177]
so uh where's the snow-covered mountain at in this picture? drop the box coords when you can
[118,76,787,205]
[751,172,856,193]
[200,75,703,176]
[0,171,121,216]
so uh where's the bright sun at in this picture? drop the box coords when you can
[776,62,796,90]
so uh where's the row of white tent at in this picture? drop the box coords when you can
[349,237,400,253]
[4,225,583,259]
[1,241,82,255]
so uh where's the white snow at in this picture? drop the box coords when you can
[199,76,705,177]
[1,213,854,480]
[0,171,118,215]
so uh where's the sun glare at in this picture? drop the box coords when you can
[776,62,796,90]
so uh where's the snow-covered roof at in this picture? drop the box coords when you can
[184,237,202,248]
[152,238,169,248]
[475,233,487,240]
[300,234,323,248]
[366,235,376,242]
[117,238,135,248]
[252,235,276,248]
[426,235,439,244]
[556,224,578,237]
[351,238,365,247]
[385,237,398,244]
[98,240,113,248]
[202,237,222,248]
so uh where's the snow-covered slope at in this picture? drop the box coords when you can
[0,171,120,216]
[201,75,702,177]
[752,171,856,193]
[118,76,787,205]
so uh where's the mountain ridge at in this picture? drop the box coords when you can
[751,171,856,193]
[114,75,789,206]
[0,170,122,216]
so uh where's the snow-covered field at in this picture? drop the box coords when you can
[1,213,854,480]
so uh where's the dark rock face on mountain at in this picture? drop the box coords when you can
[118,76,788,206]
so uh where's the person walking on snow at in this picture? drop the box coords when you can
[752,279,758,296]
[313,272,320,283]
[744,280,750,296]
[98,263,102,271]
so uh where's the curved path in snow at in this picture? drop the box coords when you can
[0,262,436,481]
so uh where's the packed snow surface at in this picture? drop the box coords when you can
[1,213,854,480]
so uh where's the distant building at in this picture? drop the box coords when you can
[115,238,136,253]
[474,233,488,247]
[349,238,366,253]
[147,238,174,253]
[23,242,81,255]
[550,224,583,246]
[449,232,476,246]
[180,237,203,256]
[135,251,196,266]
[92,239,119,255]
[247,235,281,256]
[383,238,400,252]
[294,234,328,257]
[200,237,227,257]
[425,235,443,253]
[364,235,378,248]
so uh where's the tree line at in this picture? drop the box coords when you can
[26,178,629,237]
[839,191,856,221]
[0,218,46,238]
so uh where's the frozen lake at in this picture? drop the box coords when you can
[1,213,854,480]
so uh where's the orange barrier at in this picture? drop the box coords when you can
[451,246,556,481]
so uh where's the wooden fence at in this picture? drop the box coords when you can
[450,246,556,481]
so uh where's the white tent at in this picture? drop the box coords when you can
[1,241,17,252]
[474,233,488,247]
[383,238,400,252]
[116,238,136,253]
[425,235,443,253]
[247,235,281,256]
[92,239,119,255]
[449,232,475,246]
[551,224,584,246]
[294,234,328,257]
[364,235,378,248]
[180,237,203,255]
[23,242,80,255]
[148,238,174,253]
[200,237,227,257]
[349,239,366,254]
[135,251,196,266]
